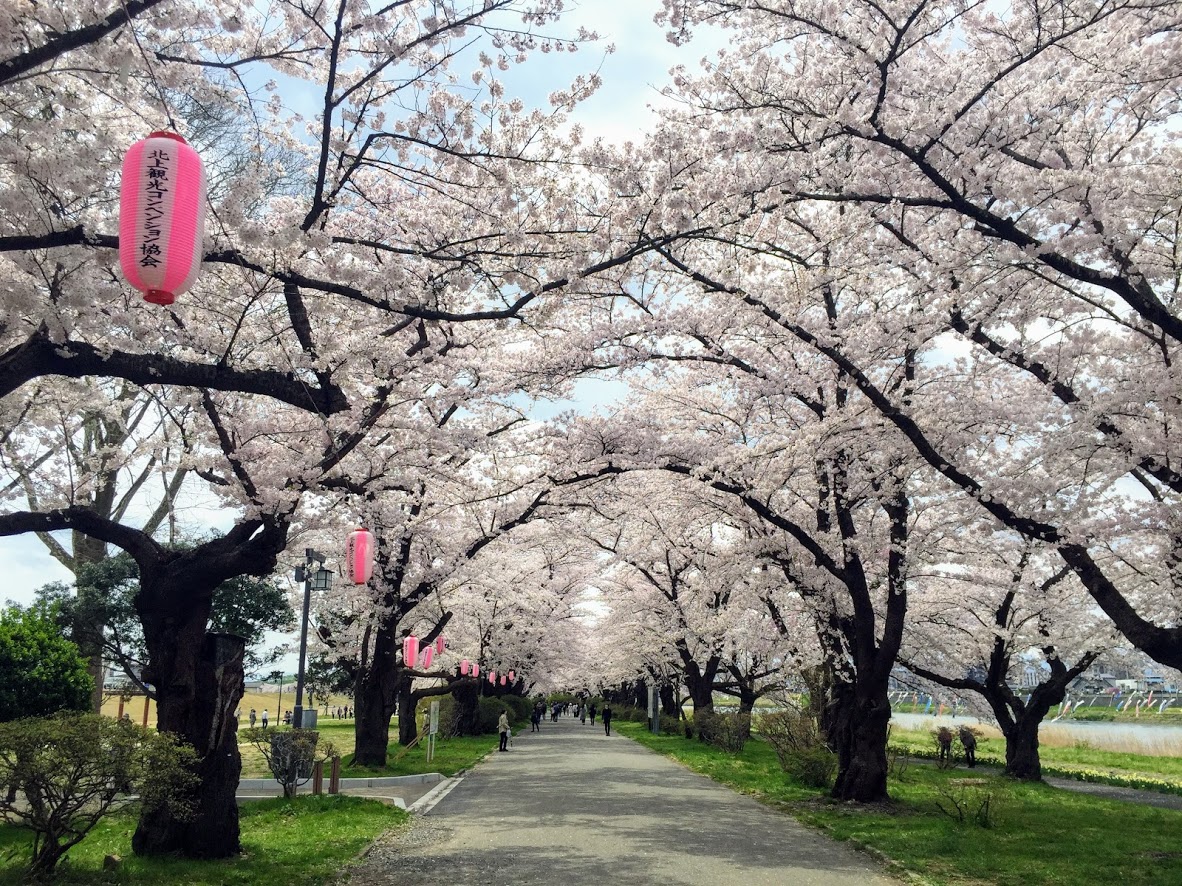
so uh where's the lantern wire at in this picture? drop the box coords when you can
[118,0,179,132]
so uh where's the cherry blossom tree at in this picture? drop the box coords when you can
[645,0,1182,673]
[0,0,637,859]
[900,524,1116,779]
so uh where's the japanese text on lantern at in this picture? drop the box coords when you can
[139,149,171,268]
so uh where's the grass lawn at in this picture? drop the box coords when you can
[238,719,494,780]
[888,726,1182,788]
[618,722,1182,886]
[0,795,405,885]
[340,733,496,778]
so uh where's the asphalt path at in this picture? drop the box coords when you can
[347,717,900,886]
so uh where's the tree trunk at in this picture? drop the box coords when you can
[1003,717,1043,780]
[659,683,679,717]
[829,682,891,803]
[397,681,418,745]
[353,665,399,767]
[631,679,647,710]
[133,632,245,858]
[451,680,481,735]
[73,530,108,713]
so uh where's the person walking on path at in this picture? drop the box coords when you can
[261,709,269,728]
[589,702,597,725]
[249,708,256,728]
[602,703,613,736]
[498,711,511,751]
[959,726,977,768]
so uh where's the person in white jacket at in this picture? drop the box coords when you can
[498,711,510,751]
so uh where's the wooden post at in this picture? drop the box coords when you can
[328,756,341,795]
[312,760,324,796]
[117,696,125,720]
[141,696,151,727]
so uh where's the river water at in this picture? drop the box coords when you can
[889,712,1182,754]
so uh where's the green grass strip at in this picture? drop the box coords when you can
[618,722,1182,886]
[0,795,405,885]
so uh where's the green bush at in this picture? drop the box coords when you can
[501,694,532,725]
[476,697,522,734]
[783,746,838,788]
[659,714,683,736]
[0,712,196,880]
[757,706,827,771]
[694,710,751,752]
[0,602,92,722]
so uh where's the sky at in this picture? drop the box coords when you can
[1,1,728,669]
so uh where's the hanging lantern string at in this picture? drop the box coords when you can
[118,0,179,132]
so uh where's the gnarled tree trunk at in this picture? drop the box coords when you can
[133,629,245,857]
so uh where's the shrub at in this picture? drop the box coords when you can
[784,746,838,788]
[659,714,683,736]
[501,694,532,725]
[476,697,514,734]
[0,602,92,722]
[242,728,335,798]
[0,712,196,881]
[757,706,827,770]
[694,711,751,752]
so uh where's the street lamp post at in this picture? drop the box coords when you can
[293,548,333,729]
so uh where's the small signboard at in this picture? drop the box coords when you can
[429,700,440,735]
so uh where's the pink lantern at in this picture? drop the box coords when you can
[499,675,507,686]
[460,659,470,676]
[471,662,480,679]
[488,671,496,684]
[119,132,206,306]
[508,670,516,682]
[403,635,419,668]
[435,635,446,655]
[419,646,434,669]
[345,527,375,584]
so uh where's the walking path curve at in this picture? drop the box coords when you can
[347,717,901,886]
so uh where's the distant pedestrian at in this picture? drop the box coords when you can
[580,704,586,725]
[283,710,292,726]
[531,703,542,732]
[589,703,597,725]
[261,709,269,728]
[249,709,257,728]
[602,704,613,736]
[498,711,511,751]
[936,726,952,763]
[959,726,977,768]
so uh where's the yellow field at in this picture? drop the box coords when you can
[99,689,355,729]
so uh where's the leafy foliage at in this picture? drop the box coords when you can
[37,546,295,685]
[0,713,196,880]
[0,603,92,722]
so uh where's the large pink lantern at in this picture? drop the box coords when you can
[402,635,419,668]
[471,662,480,679]
[488,671,496,684]
[499,674,507,686]
[460,659,471,676]
[508,670,516,683]
[119,132,205,306]
[419,646,434,669]
[345,528,374,584]
[434,635,446,655]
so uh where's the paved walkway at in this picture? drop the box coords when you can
[347,718,900,886]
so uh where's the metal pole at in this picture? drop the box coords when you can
[293,548,313,729]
